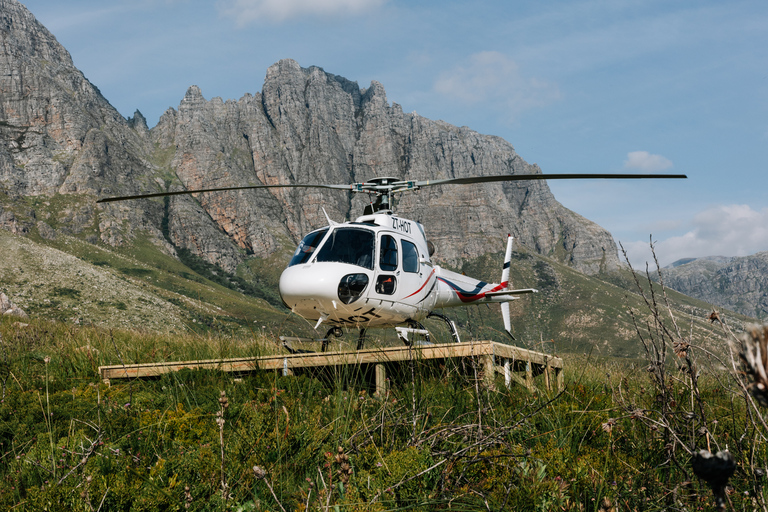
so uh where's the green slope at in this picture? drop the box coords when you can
[0,196,752,357]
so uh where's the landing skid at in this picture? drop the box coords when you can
[280,326,365,354]
[280,336,325,354]
[282,313,460,354]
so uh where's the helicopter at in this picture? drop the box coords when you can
[98,172,686,351]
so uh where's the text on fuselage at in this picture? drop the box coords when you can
[392,217,411,233]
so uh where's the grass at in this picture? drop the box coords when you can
[1,194,765,509]
[0,306,766,511]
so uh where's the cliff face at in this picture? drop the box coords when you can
[0,0,168,249]
[1,0,620,276]
[151,60,620,273]
[662,253,768,320]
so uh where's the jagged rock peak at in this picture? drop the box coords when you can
[128,110,149,134]
[184,85,205,100]
[0,0,623,277]
[150,59,621,274]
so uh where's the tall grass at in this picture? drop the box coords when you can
[0,292,766,511]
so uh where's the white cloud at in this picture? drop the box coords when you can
[621,204,768,268]
[433,51,561,119]
[218,0,386,24]
[623,151,673,172]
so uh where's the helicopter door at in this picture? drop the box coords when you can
[375,234,398,295]
[397,238,426,306]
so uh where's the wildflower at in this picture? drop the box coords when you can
[691,449,736,510]
[253,465,268,480]
[739,324,768,406]
[601,418,616,434]
[673,339,690,358]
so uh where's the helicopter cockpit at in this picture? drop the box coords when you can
[288,227,375,270]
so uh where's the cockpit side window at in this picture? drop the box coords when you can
[402,240,419,273]
[379,235,398,271]
[314,228,375,270]
[289,228,328,267]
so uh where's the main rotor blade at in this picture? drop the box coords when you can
[412,172,687,188]
[97,172,687,203]
[96,183,353,203]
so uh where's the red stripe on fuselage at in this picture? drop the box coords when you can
[404,269,436,299]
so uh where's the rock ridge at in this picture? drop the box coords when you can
[661,252,768,320]
[1,1,620,276]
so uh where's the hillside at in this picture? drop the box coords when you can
[0,315,762,511]
[0,219,749,359]
[661,252,768,320]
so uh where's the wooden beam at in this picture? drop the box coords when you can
[98,341,564,393]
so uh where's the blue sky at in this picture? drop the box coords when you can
[19,0,768,268]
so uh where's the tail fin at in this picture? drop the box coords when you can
[501,235,514,339]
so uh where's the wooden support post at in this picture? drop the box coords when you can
[375,364,387,397]
[544,358,551,391]
[483,354,496,390]
[556,367,564,392]
[525,361,533,390]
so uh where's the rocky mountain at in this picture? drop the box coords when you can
[1,0,620,278]
[661,252,768,320]
[0,0,169,251]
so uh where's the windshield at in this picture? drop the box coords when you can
[288,228,328,267]
[314,227,375,270]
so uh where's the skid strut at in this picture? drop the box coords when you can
[427,311,461,343]
[356,328,368,351]
[322,326,343,352]
[396,321,431,346]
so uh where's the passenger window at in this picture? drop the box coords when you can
[376,275,397,295]
[379,235,398,271]
[402,240,419,273]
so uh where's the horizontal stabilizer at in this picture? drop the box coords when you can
[485,288,539,298]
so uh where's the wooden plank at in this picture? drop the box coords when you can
[98,341,562,386]
[483,354,496,391]
[504,371,531,390]
[492,343,563,368]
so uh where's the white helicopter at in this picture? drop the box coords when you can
[98,172,686,350]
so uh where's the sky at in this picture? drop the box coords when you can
[18,0,768,268]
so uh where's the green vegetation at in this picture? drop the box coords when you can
[1,191,765,509]
[0,291,766,511]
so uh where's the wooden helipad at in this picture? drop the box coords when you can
[99,341,563,393]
